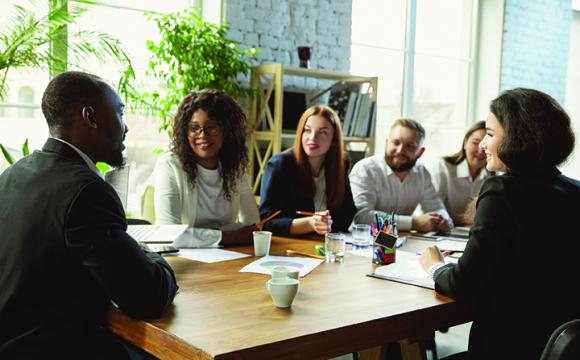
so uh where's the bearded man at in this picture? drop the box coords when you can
[349,118,452,232]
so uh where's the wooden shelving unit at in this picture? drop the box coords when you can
[247,63,378,194]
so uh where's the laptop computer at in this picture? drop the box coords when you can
[127,224,188,245]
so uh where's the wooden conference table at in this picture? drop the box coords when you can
[107,236,472,359]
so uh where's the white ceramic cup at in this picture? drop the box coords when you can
[266,277,299,308]
[271,265,300,280]
[253,231,272,256]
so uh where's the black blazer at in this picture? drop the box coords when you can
[434,171,580,360]
[259,150,356,236]
[0,139,177,359]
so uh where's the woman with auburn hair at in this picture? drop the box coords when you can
[154,89,259,247]
[419,88,580,360]
[431,121,489,225]
[259,105,356,236]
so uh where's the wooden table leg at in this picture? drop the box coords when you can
[358,346,382,360]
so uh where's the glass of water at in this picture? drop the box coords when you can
[325,233,346,263]
[351,224,371,247]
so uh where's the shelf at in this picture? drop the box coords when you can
[247,63,378,194]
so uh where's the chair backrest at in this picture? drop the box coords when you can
[540,319,580,360]
[140,185,156,225]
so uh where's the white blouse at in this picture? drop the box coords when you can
[430,159,487,215]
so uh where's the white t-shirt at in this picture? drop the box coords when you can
[194,164,234,228]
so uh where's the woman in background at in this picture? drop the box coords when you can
[419,88,580,360]
[259,105,356,236]
[431,121,488,225]
[154,90,259,247]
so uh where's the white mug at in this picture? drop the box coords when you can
[271,265,300,280]
[253,231,272,256]
[266,277,299,308]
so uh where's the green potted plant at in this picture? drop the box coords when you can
[0,1,136,167]
[143,7,258,131]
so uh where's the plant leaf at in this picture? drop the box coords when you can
[21,138,29,156]
[0,143,15,165]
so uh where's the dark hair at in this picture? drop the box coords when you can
[293,105,346,208]
[171,89,248,200]
[391,118,426,144]
[490,88,575,172]
[443,121,486,165]
[41,71,107,131]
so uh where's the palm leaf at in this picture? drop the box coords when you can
[0,143,15,165]
[22,138,30,156]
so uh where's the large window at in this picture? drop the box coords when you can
[351,0,477,167]
[0,0,219,217]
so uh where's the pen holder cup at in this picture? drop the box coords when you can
[371,230,397,265]
[372,244,396,265]
[373,244,397,265]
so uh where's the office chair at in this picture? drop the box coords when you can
[540,319,580,360]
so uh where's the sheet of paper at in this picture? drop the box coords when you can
[239,255,323,277]
[436,240,467,252]
[371,250,435,288]
[370,250,457,289]
[349,246,373,258]
[175,248,250,263]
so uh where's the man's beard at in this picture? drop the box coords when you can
[106,148,125,168]
[385,153,418,172]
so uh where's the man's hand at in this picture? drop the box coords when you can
[412,212,445,232]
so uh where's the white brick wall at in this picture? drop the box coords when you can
[226,0,352,88]
[501,0,572,103]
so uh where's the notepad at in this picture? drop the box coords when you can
[368,250,457,289]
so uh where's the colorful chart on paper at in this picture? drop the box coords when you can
[239,255,323,277]
[259,260,305,269]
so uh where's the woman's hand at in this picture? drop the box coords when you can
[419,245,445,272]
[309,210,332,235]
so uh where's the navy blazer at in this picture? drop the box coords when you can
[434,171,580,360]
[259,150,356,236]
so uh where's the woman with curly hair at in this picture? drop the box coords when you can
[154,90,259,247]
[259,105,356,236]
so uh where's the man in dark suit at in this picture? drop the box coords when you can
[0,71,178,359]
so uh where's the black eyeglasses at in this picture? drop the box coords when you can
[188,122,221,137]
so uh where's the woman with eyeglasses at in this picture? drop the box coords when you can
[259,105,356,236]
[430,121,489,226]
[153,90,259,247]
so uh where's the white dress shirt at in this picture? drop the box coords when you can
[349,154,451,231]
[430,159,487,215]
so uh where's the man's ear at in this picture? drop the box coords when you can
[417,146,426,158]
[82,106,97,129]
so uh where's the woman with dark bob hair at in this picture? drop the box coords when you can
[431,121,489,225]
[259,105,356,236]
[419,88,580,360]
[154,90,259,247]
